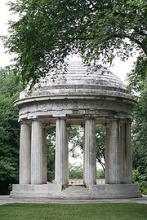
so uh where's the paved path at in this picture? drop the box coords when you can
[0,195,147,205]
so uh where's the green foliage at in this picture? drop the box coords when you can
[69,165,105,180]
[68,127,84,158]
[128,56,147,92]
[132,170,147,195]
[46,126,85,181]
[69,165,83,179]
[0,68,22,194]
[96,125,105,171]
[47,126,55,182]
[7,0,147,83]
[132,83,147,174]
[131,89,147,195]
[129,53,147,195]
[68,125,105,171]
[96,169,105,179]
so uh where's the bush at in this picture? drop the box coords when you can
[96,169,105,178]
[132,169,147,195]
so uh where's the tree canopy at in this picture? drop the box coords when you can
[7,0,147,83]
[0,68,22,194]
[127,54,147,193]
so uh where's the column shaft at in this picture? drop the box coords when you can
[84,119,96,186]
[43,126,48,183]
[105,119,132,184]
[19,123,31,184]
[31,120,44,184]
[105,120,123,184]
[105,124,110,184]
[55,118,68,185]
[123,121,132,183]
[83,126,86,185]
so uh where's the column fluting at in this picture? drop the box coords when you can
[19,122,31,184]
[55,118,68,185]
[84,118,96,186]
[31,120,44,184]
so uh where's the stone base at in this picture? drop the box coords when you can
[11,183,141,199]
[10,183,63,198]
[88,184,141,199]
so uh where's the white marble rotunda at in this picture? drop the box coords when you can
[11,60,141,199]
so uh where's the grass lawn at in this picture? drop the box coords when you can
[0,203,147,220]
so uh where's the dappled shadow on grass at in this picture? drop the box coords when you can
[0,203,147,220]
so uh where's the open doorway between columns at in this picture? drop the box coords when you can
[95,124,106,185]
[68,125,84,186]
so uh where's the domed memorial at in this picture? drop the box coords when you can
[11,60,141,199]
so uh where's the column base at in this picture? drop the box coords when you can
[88,184,141,199]
[10,183,63,198]
[10,183,141,199]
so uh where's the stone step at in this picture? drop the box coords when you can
[63,186,89,194]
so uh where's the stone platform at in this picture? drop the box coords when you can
[10,184,141,199]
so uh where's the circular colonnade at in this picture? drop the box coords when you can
[11,60,141,199]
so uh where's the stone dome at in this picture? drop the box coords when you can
[20,60,133,100]
[15,59,136,122]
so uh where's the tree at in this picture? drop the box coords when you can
[46,125,106,181]
[96,125,105,171]
[7,0,147,84]
[47,126,56,182]
[0,68,22,194]
[128,56,147,93]
[68,125,106,172]
[128,55,147,193]
[132,83,147,193]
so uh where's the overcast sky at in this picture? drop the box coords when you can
[0,0,137,83]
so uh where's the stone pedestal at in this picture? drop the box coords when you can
[19,122,31,184]
[31,120,44,184]
[84,118,96,186]
[10,183,141,199]
[55,118,68,186]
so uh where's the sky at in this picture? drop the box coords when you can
[0,0,138,84]
[0,0,12,67]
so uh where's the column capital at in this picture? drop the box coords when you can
[31,117,41,122]
[85,115,95,120]
[20,119,31,125]
[56,117,66,121]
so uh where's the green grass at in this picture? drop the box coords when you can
[0,203,147,220]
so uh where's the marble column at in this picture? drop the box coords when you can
[66,126,69,182]
[84,118,96,186]
[55,118,68,186]
[31,120,44,184]
[19,122,31,184]
[123,120,132,183]
[105,123,110,184]
[83,126,86,185]
[42,125,48,184]
[105,119,123,184]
